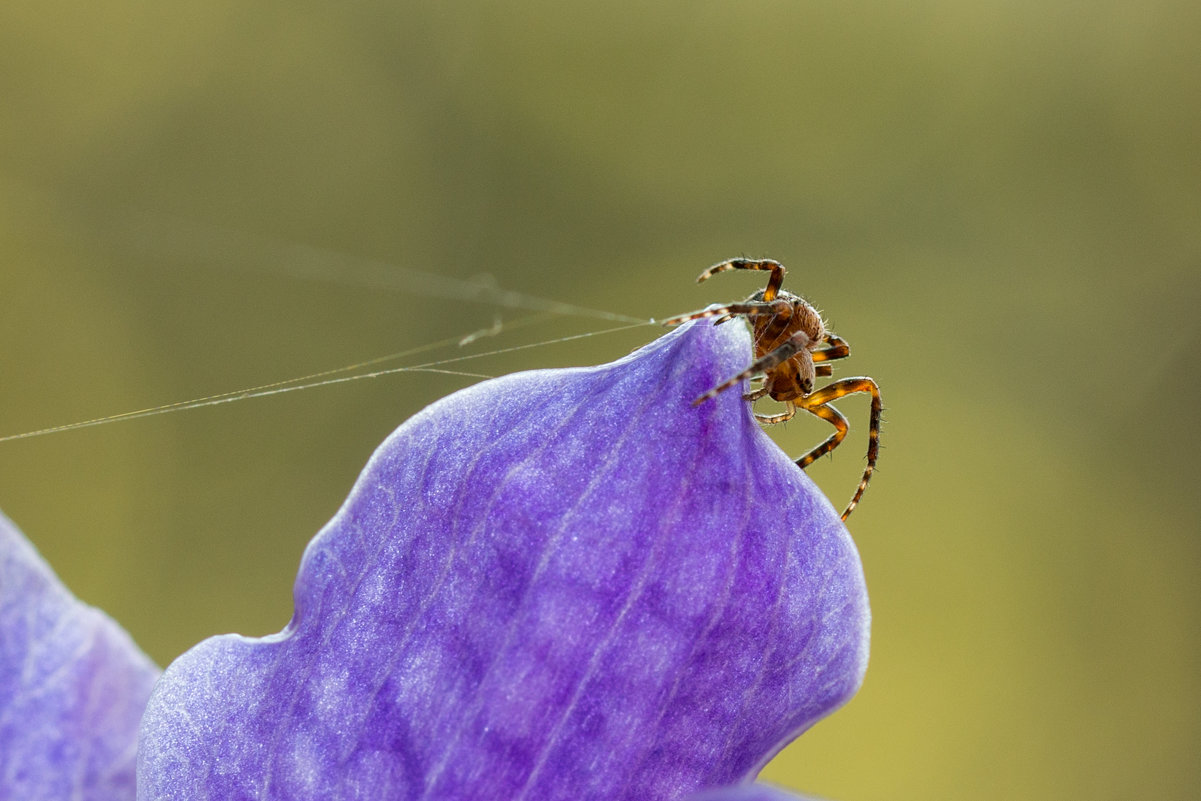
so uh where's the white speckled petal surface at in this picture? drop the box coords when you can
[0,510,160,801]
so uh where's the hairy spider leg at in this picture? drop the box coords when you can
[696,258,787,303]
[794,402,849,468]
[692,330,812,406]
[661,299,791,327]
[795,377,883,521]
[744,385,770,402]
[754,401,797,424]
[811,333,850,364]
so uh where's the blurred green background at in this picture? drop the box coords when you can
[2,2,1199,798]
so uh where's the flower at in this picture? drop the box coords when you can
[2,319,869,801]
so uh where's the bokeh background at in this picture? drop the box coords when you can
[2,2,1199,799]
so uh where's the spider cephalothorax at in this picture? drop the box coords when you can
[663,258,882,521]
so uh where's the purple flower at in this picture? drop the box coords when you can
[2,319,869,801]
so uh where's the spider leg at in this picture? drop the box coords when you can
[692,331,811,405]
[661,299,790,327]
[796,377,883,521]
[696,258,786,302]
[754,401,796,424]
[794,402,849,468]
[808,335,845,379]
[811,333,850,364]
[745,382,799,422]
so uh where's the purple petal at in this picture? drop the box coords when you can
[137,321,869,801]
[0,510,160,801]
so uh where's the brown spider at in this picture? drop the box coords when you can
[663,258,882,521]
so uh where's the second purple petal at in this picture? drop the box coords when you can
[0,511,160,801]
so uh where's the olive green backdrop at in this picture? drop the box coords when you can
[2,2,1198,799]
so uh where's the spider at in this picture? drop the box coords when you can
[662,258,882,521]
